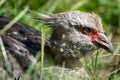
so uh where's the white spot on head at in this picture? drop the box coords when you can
[62,43,66,46]
[62,34,66,39]
[60,48,64,52]
[13,32,18,35]
[73,45,76,49]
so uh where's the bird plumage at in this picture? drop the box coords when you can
[35,11,113,66]
[0,16,51,79]
[0,11,113,79]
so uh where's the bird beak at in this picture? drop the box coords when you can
[94,33,114,54]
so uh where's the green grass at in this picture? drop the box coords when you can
[0,0,120,80]
[40,23,45,80]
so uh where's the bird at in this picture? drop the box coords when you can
[33,11,113,68]
[0,11,113,80]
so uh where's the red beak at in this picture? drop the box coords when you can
[94,33,114,53]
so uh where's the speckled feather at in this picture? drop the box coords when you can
[42,11,104,33]
[0,16,51,79]
[37,11,105,65]
[0,11,112,80]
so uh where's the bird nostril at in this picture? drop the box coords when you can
[100,38,110,44]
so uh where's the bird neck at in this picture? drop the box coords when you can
[50,29,83,69]
[61,57,82,69]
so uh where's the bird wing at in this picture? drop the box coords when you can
[0,16,51,79]
[0,16,51,55]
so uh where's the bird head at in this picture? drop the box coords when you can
[32,11,114,59]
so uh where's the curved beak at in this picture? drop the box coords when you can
[94,33,114,54]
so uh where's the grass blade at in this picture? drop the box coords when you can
[0,6,29,35]
[40,25,45,80]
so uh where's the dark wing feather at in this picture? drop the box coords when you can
[0,16,51,55]
[0,16,51,79]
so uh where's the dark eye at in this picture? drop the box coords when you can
[83,27,90,34]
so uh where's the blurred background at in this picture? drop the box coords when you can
[0,0,120,80]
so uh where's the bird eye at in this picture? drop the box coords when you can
[83,27,90,34]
